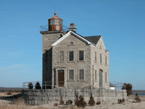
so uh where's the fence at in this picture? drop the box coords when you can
[23,81,125,90]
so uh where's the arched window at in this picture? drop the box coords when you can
[70,41,74,45]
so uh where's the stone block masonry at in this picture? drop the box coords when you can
[21,88,127,105]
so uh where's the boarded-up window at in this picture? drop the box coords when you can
[105,72,107,82]
[79,51,84,61]
[105,56,107,65]
[69,70,74,80]
[69,51,74,61]
[100,54,102,64]
[60,51,64,62]
[95,52,97,61]
[79,69,84,80]
[95,70,97,80]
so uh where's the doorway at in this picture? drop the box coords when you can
[58,70,64,87]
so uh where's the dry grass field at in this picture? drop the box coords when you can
[0,91,145,109]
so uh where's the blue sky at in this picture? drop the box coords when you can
[0,0,145,90]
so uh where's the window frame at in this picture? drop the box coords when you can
[100,54,102,64]
[69,70,74,80]
[105,72,107,82]
[105,55,107,65]
[69,51,74,61]
[59,51,64,62]
[95,70,97,81]
[79,50,84,61]
[79,69,84,80]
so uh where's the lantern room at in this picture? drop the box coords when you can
[48,12,63,31]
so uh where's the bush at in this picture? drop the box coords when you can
[7,90,12,95]
[75,93,79,106]
[88,94,95,106]
[76,95,87,108]
[35,81,41,89]
[60,96,64,105]
[122,83,132,96]
[66,100,73,105]
[134,93,141,103]
[28,82,33,89]
[96,101,101,105]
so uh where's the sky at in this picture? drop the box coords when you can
[0,0,145,90]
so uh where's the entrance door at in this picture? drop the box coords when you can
[99,70,103,88]
[58,70,64,87]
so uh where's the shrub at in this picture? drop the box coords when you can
[76,95,87,108]
[122,83,132,96]
[28,82,33,89]
[60,96,64,105]
[134,93,141,103]
[7,90,12,95]
[88,94,95,106]
[96,101,101,105]
[54,103,58,106]
[35,81,41,89]
[75,93,79,106]
[66,100,73,105]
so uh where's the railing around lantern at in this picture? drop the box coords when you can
[40,25,69,32]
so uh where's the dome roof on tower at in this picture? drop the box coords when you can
[49,12,63,21]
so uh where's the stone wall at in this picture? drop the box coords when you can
[21,88,127,105]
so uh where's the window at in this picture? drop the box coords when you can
[95,70,97,80]
[79,51,84,61]
[69,70,74,80]
[69,51,74,61]
[79,69,84,80]
[105,56,107,65]
[105,72,107,82]
[60,51,64,62]
[95,52,97,61]
[100,54,102,64]
[70,41,74,45]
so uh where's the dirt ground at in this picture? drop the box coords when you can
[0,92,145,109]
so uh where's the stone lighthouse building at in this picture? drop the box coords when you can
[40,12,110,89]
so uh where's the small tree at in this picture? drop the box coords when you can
[35,81,41,89]
[122,83,132,96]
[28,82,33,89]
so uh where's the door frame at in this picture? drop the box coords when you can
[58,70,64,87]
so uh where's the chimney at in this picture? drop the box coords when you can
[69,23,77,32]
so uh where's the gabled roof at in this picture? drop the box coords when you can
[83,36,101,45]
[51,31,92,46]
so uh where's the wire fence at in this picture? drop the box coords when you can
[22,81,125,90]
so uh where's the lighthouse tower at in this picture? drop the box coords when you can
[40,12,65,89]
[48,12,63,31]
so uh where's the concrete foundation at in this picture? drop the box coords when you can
[21,88,127,105]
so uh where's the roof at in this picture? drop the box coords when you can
[83,36,101,45]
[51,31,92,46]
[49,12,63,21]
